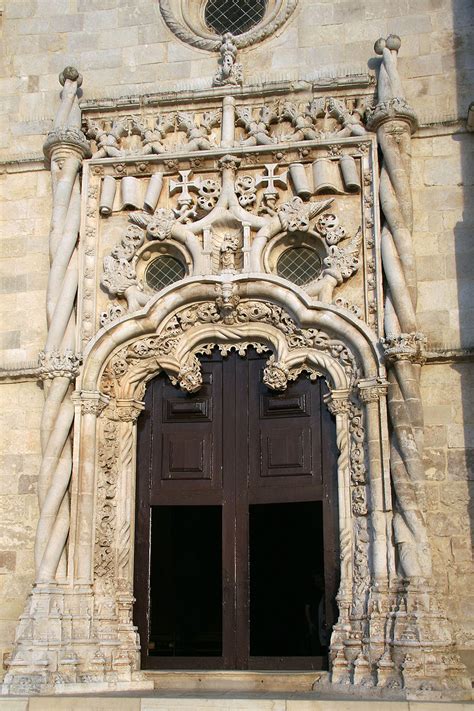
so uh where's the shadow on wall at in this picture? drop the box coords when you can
[452,0,474,673]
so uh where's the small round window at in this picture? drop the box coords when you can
[205,0,267,35]
[145,256,185,291]
[277,247,322,286]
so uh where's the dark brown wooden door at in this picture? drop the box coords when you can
[134,349,338,670]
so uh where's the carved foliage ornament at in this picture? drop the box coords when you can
[100,299,360,398]
[38,349,82,381]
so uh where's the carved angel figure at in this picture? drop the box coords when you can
[133,114,175,155]
[236,105,278,146]
[305,228,362,302]
[280,102,321,142]
[213,33,243,87]
[177,111,220,151]
[86,118,127,158]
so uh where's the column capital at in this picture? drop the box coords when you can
[72,390,110,417]
[358,377,389,403]
[323,388,351,415]
[115,398,145,422]
[381,332,427,365]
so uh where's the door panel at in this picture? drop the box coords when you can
[248,360,323,496]
[134,349,338,671]
[149,363,223,500]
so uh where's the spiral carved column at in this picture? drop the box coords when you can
[367,36,430,581]
[368,37,470,692]
[37,68,91,583]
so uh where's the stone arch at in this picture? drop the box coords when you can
[70,275,393,683]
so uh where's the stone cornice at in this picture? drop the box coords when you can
[79,73,375,114]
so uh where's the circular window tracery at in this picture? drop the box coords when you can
[145,255,186,292]
[205,0,267,36]
[277,247,322,286]
[159,1,298,51]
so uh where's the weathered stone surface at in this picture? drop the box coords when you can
[0,552,16,574]
[0,0,472,698]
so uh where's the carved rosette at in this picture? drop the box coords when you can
[262,358,290,391]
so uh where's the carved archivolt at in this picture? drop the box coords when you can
[100,297,361,399]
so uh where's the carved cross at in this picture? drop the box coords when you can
[255,164,288,196]
[169,170,201,205]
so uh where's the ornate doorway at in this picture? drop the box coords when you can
[134,348,339,670]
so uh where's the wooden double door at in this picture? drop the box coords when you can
[134,349,338,670]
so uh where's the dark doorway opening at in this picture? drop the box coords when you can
[249,501,327,659]
[135,350,338,670]
[149,506,222,657]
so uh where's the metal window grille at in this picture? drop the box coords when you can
[205,0,267,36]
[277,248,322,286]
[145,256,185,291]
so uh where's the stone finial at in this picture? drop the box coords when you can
[374,34,401,56]
[59,65,83,87]
[366,34,417,132]
[44,65,90,161]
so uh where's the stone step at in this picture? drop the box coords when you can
[145,670,325,693]
[1,696,473,711]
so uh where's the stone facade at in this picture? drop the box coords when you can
[0,0,472,700]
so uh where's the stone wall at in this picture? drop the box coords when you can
[0,0,473,681]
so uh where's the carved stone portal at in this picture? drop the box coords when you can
[2,41,471,699]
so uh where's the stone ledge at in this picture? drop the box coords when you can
[1,695,473,710]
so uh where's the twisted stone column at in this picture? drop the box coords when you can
[37,68,90,582]
[368,37,431,580]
